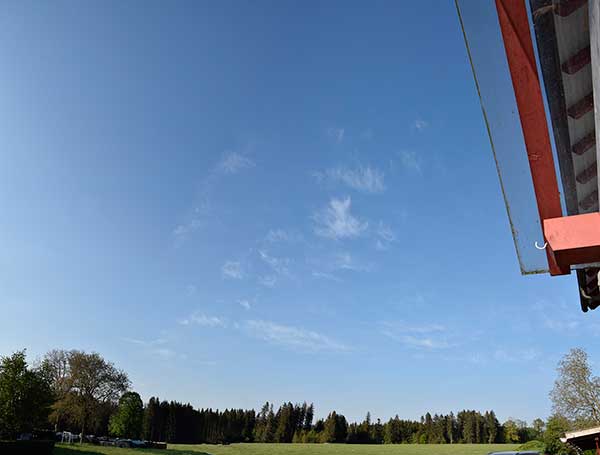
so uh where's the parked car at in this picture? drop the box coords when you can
[83,435,99,444]
[115,439,148,448]
[98,437,116,447]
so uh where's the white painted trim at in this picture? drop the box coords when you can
[562,425,600,441]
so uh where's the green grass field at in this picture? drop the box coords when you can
[55,442,522,455]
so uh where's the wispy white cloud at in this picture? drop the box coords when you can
[377,222,396,243]
[465,353,487,365]
[152,348,188,361]
[308,250,371,280]
[122,337,168,347]
[384,322,446,334]
[398,150,421,173]
[375,221,396,250]
[312,271,343,282]
[413,119,428,131]
[327,127,345,143]
[265,229,302,243]
[244,319,350,352]
[176,312,351,354]
[238,299,251,310]
[173,151,255,241]
[334,252,372,272]
[218,152,255,174]
[313,197,368,240]
[259,275,277,288]
[394,335,451,350]
[494,348,539,363]
[380,321,452,350]
[122,337,187,361]
[532,300,585,335]
[259,250,291,277]
[173,210,207,239]
[313,166,385,194]
[222,261,243,280]
[456,347,540,365]
[179,313,228,328]
[543,318,579,332]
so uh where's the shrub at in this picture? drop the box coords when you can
[519,440,546,452]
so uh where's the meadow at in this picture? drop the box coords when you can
[55,443,522,455]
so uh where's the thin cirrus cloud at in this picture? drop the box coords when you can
[398,335,450,350]
[398,150,421,173]
[258,275,277,288]
[493,348,538,363]
[217,151,255,174]
[244,319,350,353]
[313,197,368,240]
[172,151,255,241]
[375,221,397,250]
[313,165,385,194]
[308,254,365,284]
[312,271,343,282]
[178,313,350,353]
[179,313,228,328]
[222,261,243,280]
[258,250,291,277]
[334,252,372,272]
[543,318,579,333]
[122,337,168,347]
[327,127,345,143]
[413,119,428,131]
[380,321,452,350]
[238,299,251,310]
[532,300,590,335]
[152,348,188,361]
[122,337,187,361]
[377,222,396,243]
[265,229,302,243]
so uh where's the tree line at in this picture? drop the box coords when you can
[0,348,541,445]
[140,399,541,444]
[3,346,600,454]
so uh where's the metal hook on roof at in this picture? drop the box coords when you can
[535,241,548,250]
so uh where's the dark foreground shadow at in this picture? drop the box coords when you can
[54,447,102,455]
[54,445,211,455]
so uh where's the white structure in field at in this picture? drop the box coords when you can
[61,431,75,444]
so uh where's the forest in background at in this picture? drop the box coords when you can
[1,347,598,455]
[141,399,538,445]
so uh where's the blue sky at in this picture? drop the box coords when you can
[1,0,598,425]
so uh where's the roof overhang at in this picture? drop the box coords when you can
[527,0,600,310]
[495,0,600,310]
[560,425,600,450]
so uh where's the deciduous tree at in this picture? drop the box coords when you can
[109,391,143,439]
[550,348,600,423]
[0,350,53,439]
[41,349,72,430]
[503,419,520,443]
[55,350,129,438]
